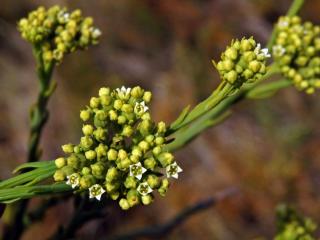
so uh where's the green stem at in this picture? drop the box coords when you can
[0,183,72,203]
[0,162,56,190]
[168,78,291,152]
[28,45,55,163]
[170,81,234,132]
[2,45,56,240]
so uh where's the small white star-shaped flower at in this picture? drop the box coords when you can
[63,13,70,21]
[91,27,102,38]
[272,45,286,57]
[254,43,271,58]
[89,184,106,201]
[116,86,131,99]
[134,101,148,116]
[278,19,289,28]
[137,182,153,196]
[66,173,80,188]
[166,162,183,179]
[129,162,147,180]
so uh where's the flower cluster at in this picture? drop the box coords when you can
[53,86,182,210]
[275,205,317,240]
[18,6,101,64]
[215,37,270,88]
[273,16,320,94]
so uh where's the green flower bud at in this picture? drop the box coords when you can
[82,167,91,175]
[143,91,152,103]
[79,175,95,189]
[80,136,94,150]
[99,87,110,96]
[95,143,108,160]
[90,97,100,108]
[55,157,66,168]
[62,143,74,154]
[108,110,118,121]
[91,163,105,178]
[138,140,149,152]
[93,127,107,141]
[157,121,166,134]
[144,157,157,170]
[107,149,118,161]
[147,174,160,188]
[114,99,123,110]
[118,158,131,170]
[53,170,65,181]
[110,191,120,200]
[117,115,127,125]
[124,176,137,189]
[131,86,144,98]
[127,189,140,207]
[141,194,153,205]
[100,95,112,106]
[129,154,140,164]
[85,150,96,160]
[119,198,130,210]
[225,47,238,60]
[155,137,164,145]
[158,179,170,197]
[157,152,174,167]
[67,154,80,168]
[152,146,162,156]
[118,149,127,160]
[106,182,120,193]
[122,125,134,137]
[82,124,94,136]
[61,166,74,176]
[80,109,91,121]
[106,167,119,182]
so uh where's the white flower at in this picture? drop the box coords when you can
[272,45,286,57]
[129,162,147,180]
[134,101,148,116]
[278,19,289,28]
[166,162,183,179]
[116,86,131,99]
[254,43,271,58]
[66,173,80,188]
[91,27,102,38]
[89,184,106,201]
[137,182,153,196]
[63,13,70,21]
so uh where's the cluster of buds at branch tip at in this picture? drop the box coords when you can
[53,86,183,210]
[273,16,320,94]
[18,6,101,64]
[214,37,270,88]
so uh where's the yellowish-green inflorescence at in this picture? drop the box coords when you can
[273,16,320,94]
[18,6,101,64]
[215,37,270,88]
[53,86,182,210]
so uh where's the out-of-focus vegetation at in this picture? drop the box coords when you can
[0,0,319,239]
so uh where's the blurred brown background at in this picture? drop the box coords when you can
[0,0,320,239]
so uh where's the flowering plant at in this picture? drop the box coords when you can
[0,1,318,239]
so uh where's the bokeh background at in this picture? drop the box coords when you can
[0,0,320,239]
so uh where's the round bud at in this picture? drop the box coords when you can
[55,157,66,168]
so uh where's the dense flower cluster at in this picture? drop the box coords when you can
[53,86,182,210]
[273,16,320,94]
[215,37,270,88]
[275,205,317,240]
[18,6,101,64]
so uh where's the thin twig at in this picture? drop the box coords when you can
[109,187,239,240]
